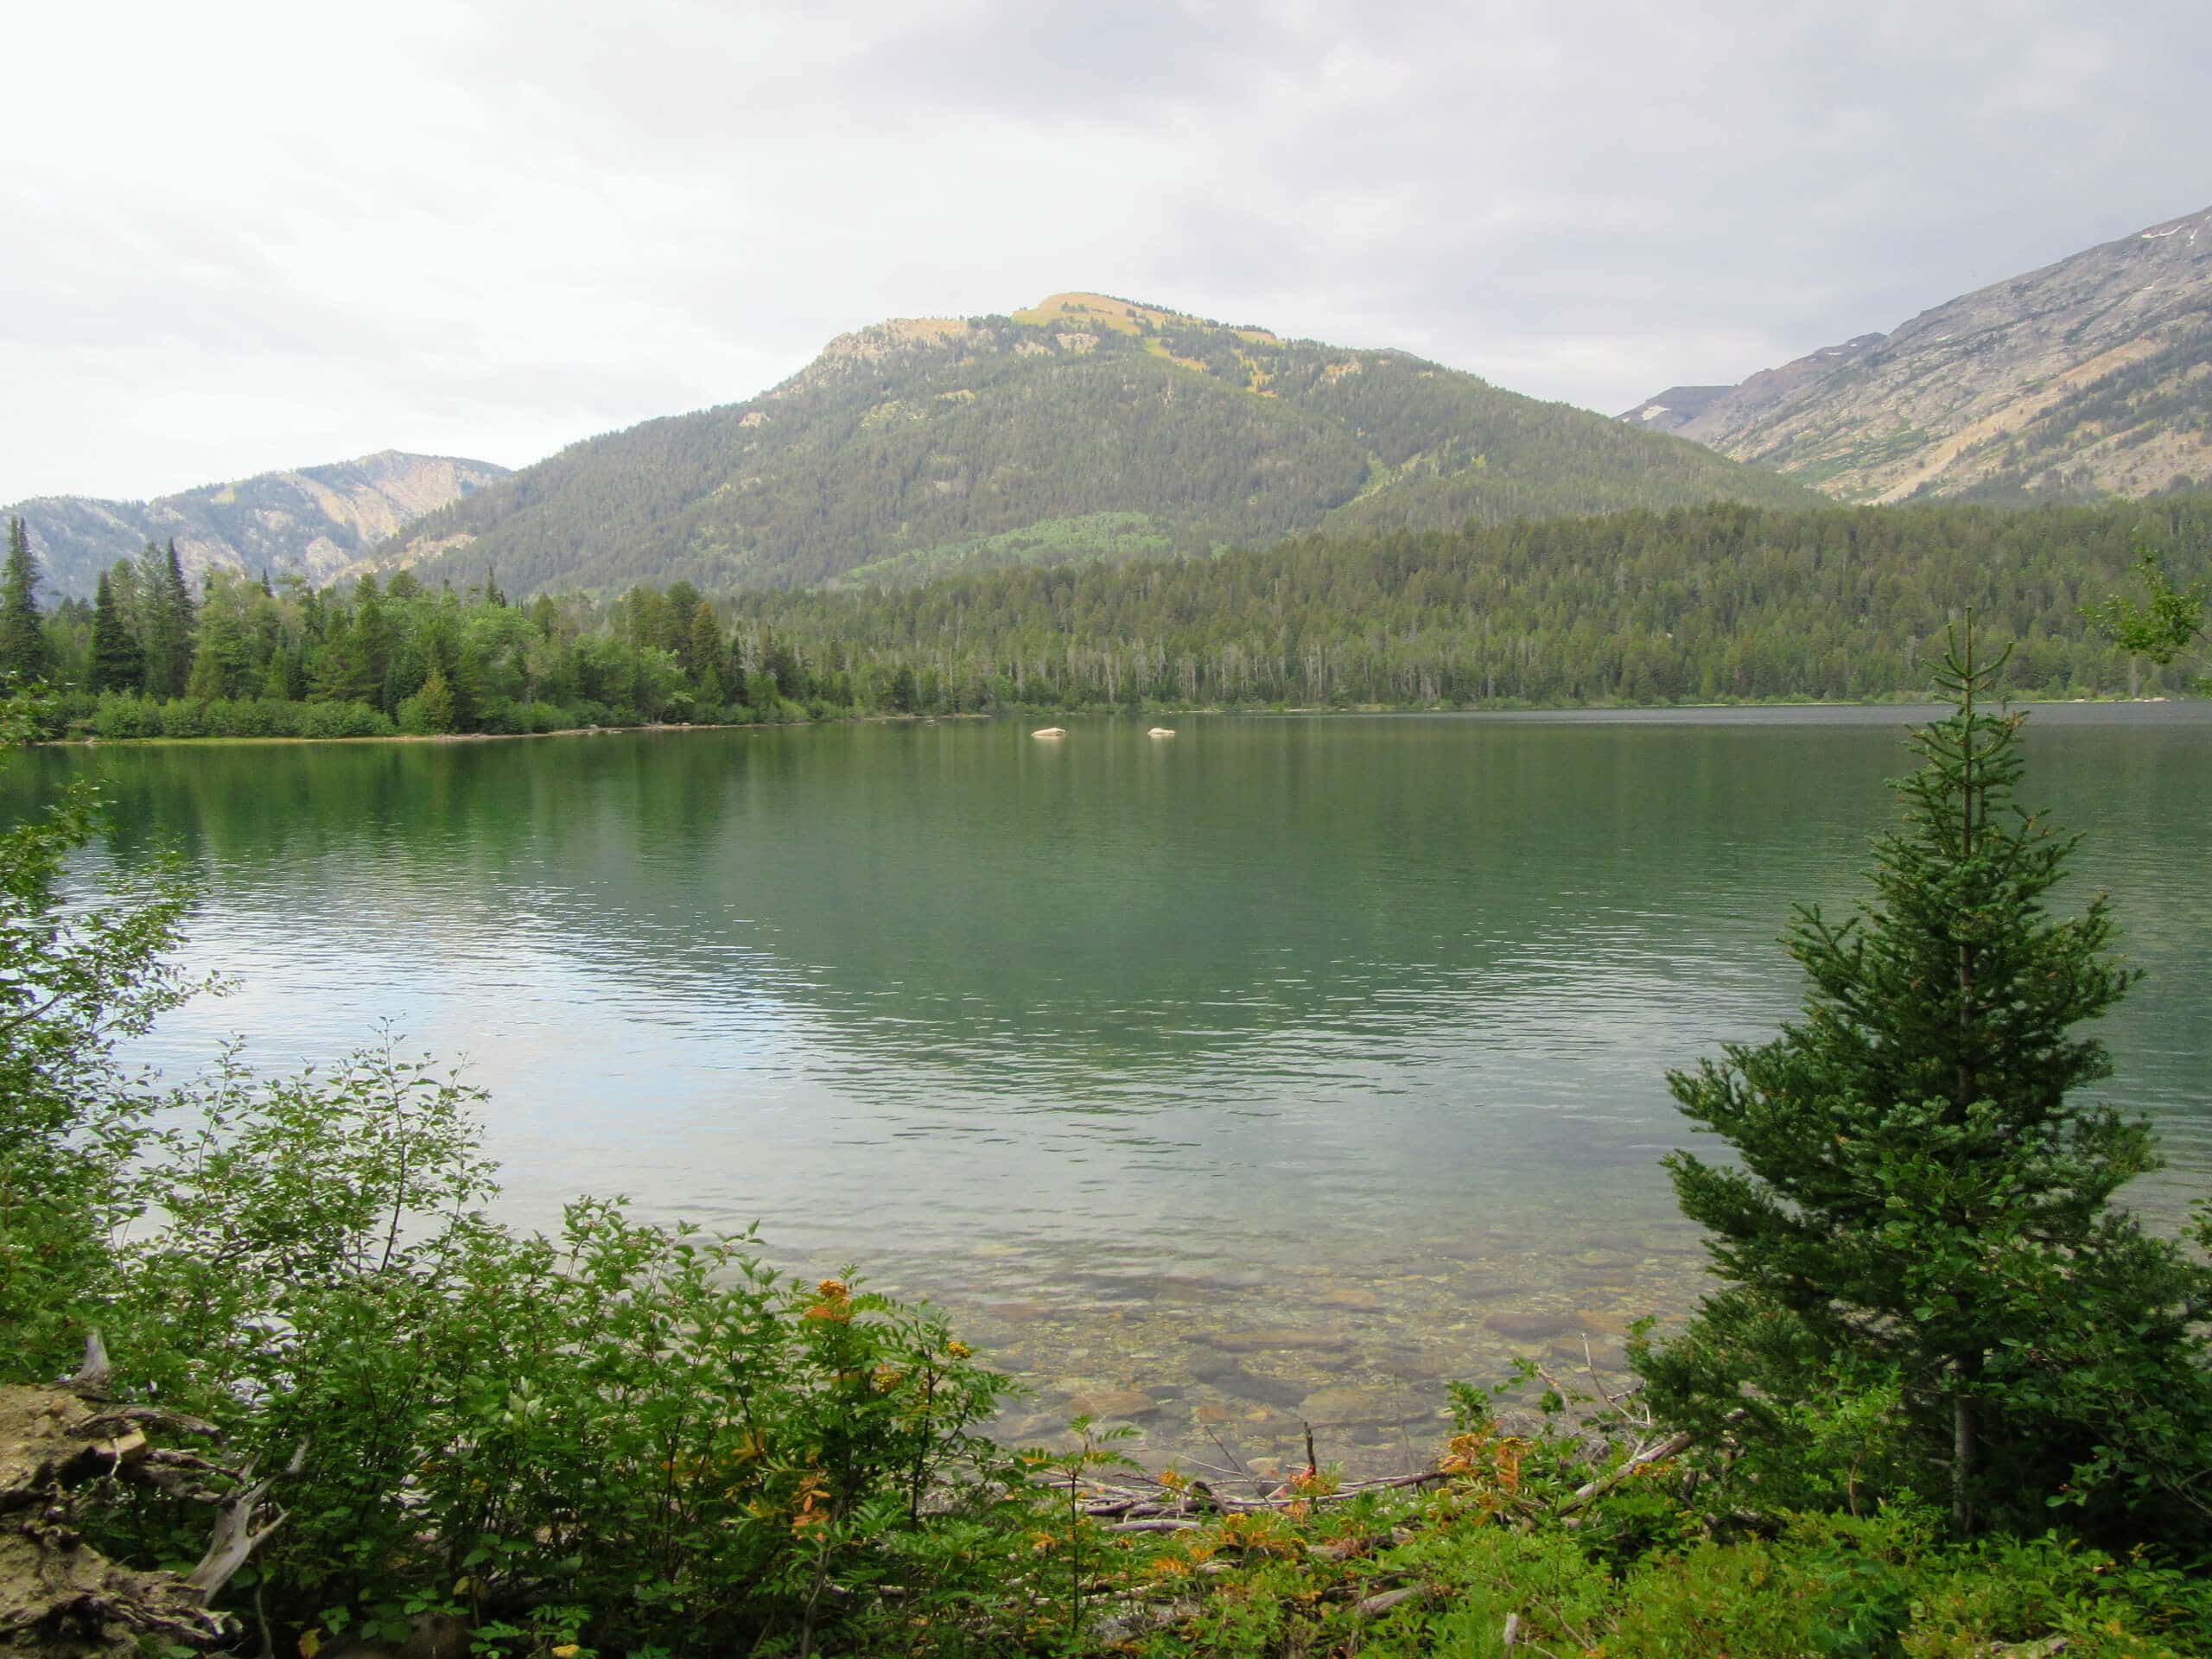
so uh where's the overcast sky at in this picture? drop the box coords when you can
[6,0,2209,503]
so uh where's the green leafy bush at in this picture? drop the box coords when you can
[296,699,396,738]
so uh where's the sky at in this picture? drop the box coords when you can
[6,0,2210,504]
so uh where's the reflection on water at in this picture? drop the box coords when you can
[14,705,2210,1471]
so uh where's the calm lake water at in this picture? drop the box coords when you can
[16,705,2211,1472]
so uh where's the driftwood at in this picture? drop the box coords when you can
[0,1336,296,1656]
[1040,1464,1456,1527]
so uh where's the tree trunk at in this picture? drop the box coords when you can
[1951,1368,1978,1534]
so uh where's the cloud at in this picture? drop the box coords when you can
[4,0,2209,501]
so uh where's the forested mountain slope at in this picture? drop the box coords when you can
[724,495,2212,708]
[7,450,509,598]
[1621,205,2212,504]
[379,292,1820,597]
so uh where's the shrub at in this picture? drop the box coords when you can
[157,696,207,737]
[100,1043,1018,1654]
[90,692,162,739]
[299,700,396,739]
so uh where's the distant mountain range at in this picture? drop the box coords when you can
[372,292,1819,597]
[1620,205,2212,504]
[22,212,2209,608]
[6,451,510,599]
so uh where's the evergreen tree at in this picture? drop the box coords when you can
[0,518,51,686]
[414,659,456,732]
[449,639,488,732]
[87,572,144,694]
[662,582,702,655]
[262,647,300,702]
[132,539,196,697]
[165,540,196,649]
[353,579,395,712]
[187,571,256,701]
[1639,620,2212,1542]
[309,617,375,705]
[686,601,724,705]
[887,663,919,714]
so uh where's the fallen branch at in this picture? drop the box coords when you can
[1558,1431,1693,1515]
[1353,1584,1429,1618]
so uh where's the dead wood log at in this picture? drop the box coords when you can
[67,1332,111,1401]
[3,1358,301,1655]
[1352,1584,1430,1618]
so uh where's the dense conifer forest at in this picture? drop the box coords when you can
[3,495,2205,740]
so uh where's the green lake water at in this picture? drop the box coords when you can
[16,705,2211,1472]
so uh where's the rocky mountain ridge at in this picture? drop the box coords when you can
[1620,207,2212,503]
[7,449,510,598]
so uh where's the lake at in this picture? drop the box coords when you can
[16,704,2211,1473]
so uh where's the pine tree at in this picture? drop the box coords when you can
[353,579,394,712]
[87,572,144,694]
[134,539,193,697]
[309,617,374,705]
[687,601,724,706]
[164,541,196,683]
[261,647,299,702]
[887,663,919,713]
[187,572,255,702]
[414,659,456,732]
[0,518,52,686]
[1639,619,2212,1541]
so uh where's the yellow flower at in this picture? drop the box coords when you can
[817,1278,849,1300]
[551,1646,581,1657]
[944,1339,972,1359]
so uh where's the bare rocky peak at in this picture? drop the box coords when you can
[1617,384,1739,434]
[1623,206,2212,501]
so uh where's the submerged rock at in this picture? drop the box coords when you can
[1299,1385,1401,1426]
[1067,1388,1158,1421]
[1311,1288,1380,1310]
[1194,1325,1351,1354]
[1484,1310,1575,1342]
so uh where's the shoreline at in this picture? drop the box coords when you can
[44,692,2189,747]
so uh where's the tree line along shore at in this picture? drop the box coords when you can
[1,497,2207,747]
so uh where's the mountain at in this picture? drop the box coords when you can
[7,450,511,599]
[378,292,1821,597]
[1619,207,2212,504]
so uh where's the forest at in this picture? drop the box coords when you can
[6,495,2208,741]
